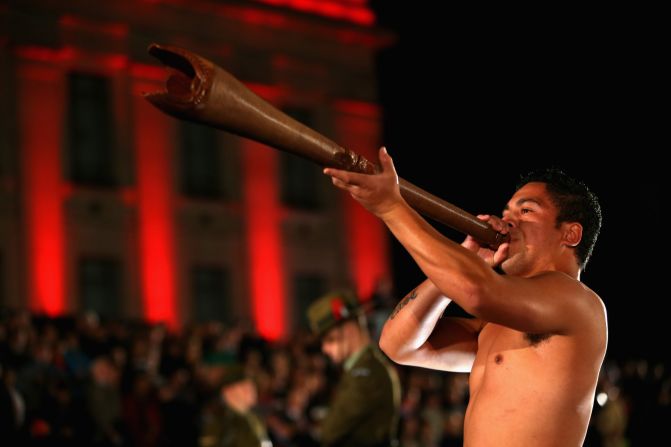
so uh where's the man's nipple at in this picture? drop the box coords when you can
[494,354,503,364]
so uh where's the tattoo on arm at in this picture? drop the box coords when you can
[389,289,418,320]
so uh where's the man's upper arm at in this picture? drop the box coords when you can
[396,317,483,373]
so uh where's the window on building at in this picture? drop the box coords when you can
[180,121,224,199]
[192,265,231,323]
[78,257,121,318]
[280,107,323,210]
[67,72,115,187]
[294,273,327,330]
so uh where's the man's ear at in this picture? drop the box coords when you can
[562,222,583,247]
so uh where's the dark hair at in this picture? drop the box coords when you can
[517,168,602,270]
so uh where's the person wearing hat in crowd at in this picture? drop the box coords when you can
[200,364,272,447]
[307,290,401,447]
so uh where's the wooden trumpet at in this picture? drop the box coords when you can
[143,43,508,248]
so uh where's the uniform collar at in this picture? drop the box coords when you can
[343,344,371,372]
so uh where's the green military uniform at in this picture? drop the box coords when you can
[200,364,272,447]
[200,403,271,447]
[321,344,400,447]
[308,291,401,447]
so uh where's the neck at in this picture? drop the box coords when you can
[553,252,581,280]
[350,333,370,355]
[532,256,581,280]
[508,251,581,280]
[340,321,370,359]
[343,333,371,371]
[223,389,251,413]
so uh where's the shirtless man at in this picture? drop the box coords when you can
[323,148,607,446]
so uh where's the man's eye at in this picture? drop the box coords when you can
[521,208,532,214]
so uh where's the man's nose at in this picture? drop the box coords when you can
[501,216,516,229]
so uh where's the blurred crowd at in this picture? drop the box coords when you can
[1,307,668,447]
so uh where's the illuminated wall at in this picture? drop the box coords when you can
[0,0,392,339]
[16,50,67,315]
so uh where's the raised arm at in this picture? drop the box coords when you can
[324,147,597,336]
[379,278,483,372]
[379,197,599,334]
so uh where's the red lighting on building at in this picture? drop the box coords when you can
[17,61,66,315]
[133,80,178,328]
[257,0,375,25]
[15,46,77,64]
[242,141,286,340]
[334,101,388,301]
[59,15,129,39]
[130,63,167,82]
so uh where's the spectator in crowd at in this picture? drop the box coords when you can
[307,290,401,447]
[200,363,271,447]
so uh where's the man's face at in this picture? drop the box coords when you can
[321,323,353,365]
[222,378,257,410]
[501,182,564,276]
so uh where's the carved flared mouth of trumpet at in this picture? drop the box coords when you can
[144,44,214,109]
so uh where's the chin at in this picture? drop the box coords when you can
[502,256,537,277]
[501,254,522,275]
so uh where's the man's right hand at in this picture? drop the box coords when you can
[461,214,510,268]
[323,147,404,220]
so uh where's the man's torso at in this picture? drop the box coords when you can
[464,320,605,446]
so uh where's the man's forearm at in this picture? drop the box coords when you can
[379,279,451,360]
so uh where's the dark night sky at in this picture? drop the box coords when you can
[368,3,664,361]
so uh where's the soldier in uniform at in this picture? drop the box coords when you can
[307,290,401,447]
[200,364,272,447]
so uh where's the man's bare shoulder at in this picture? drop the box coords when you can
[531,271,602,302]
[527,270,607,331]
[578,281,608,340]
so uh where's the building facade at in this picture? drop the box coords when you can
[0,0,393,339]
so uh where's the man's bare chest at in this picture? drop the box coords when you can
[479,323,554,353]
